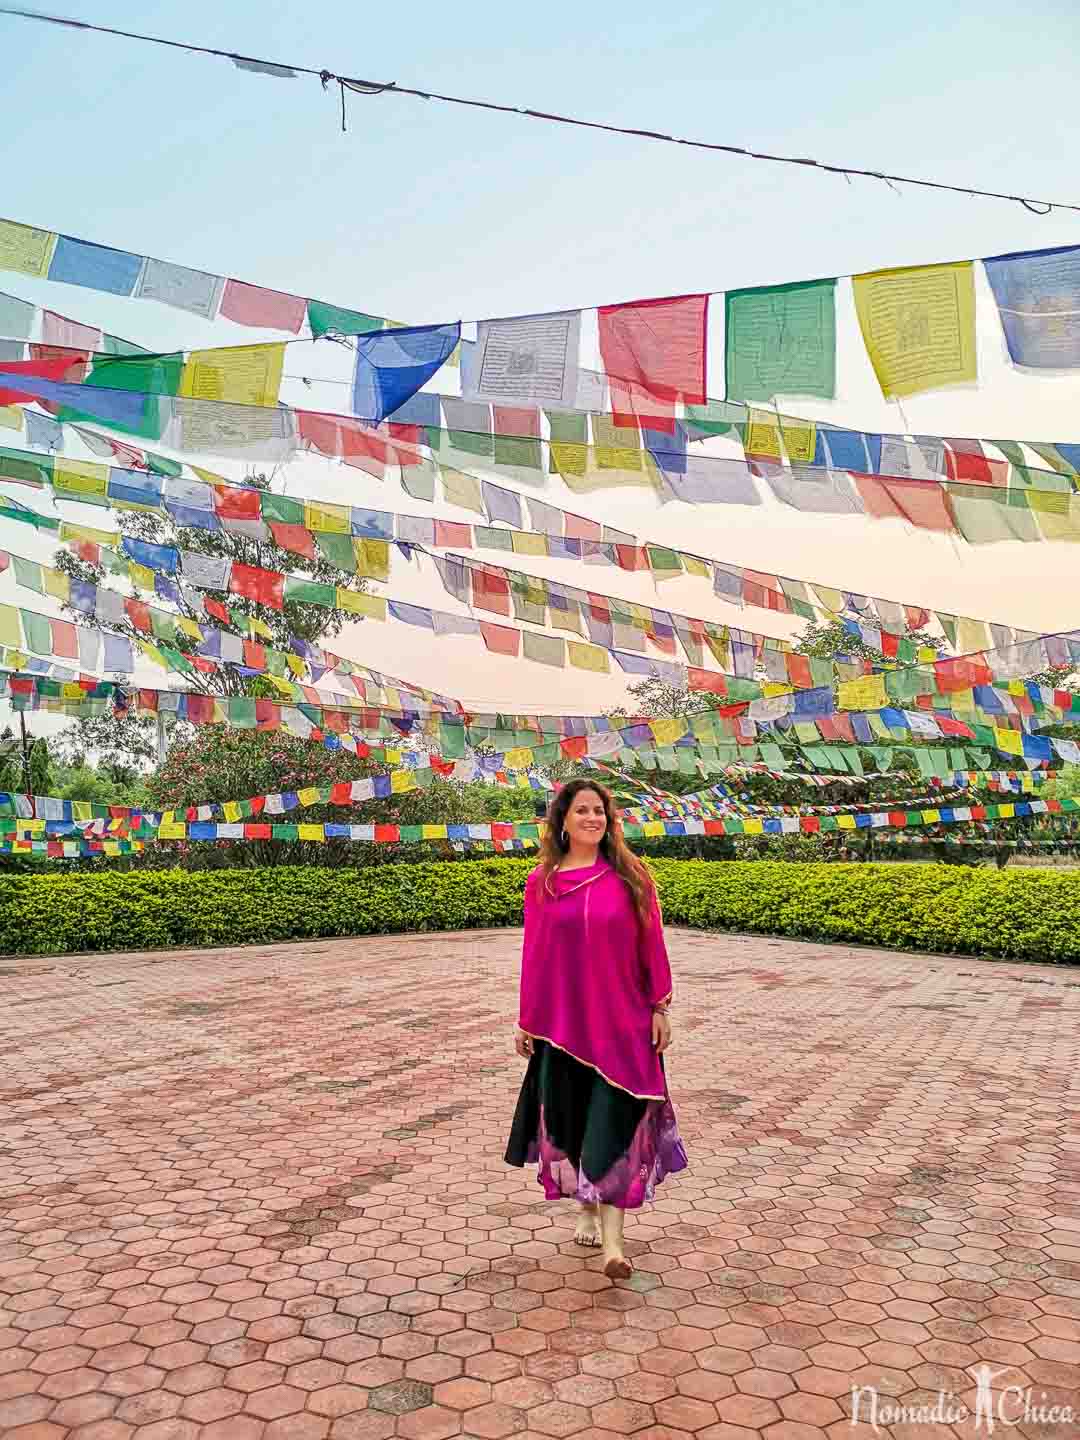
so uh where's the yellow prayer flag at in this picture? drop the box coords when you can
[642,821,666,837]
[681,554,710,579]
[441,466,484,513]
[385,748,401,764]
[221,802,241,823]
[266,675,296,698]
[296,787,320,807]
[852,261,976,398]
[286,654,306,677]
[157,822,187,840]
[250,616,273,641]
[837,675,888,711]
[503,747,533,770]
[0,406,22,431]
[335,589,386,620]
[780,417,816,464]
[957,618,989,652]
[0,605,21,648]
[994,727,1023,756]
[917,646,937,663]
[72,802,90,822]
[551,606,584,637]
[138,640,167,670]
[920,809,941,824]
[762,682,793,698]
[997,803,1015,819]
[59,521,117,547]
[5,649,27,670]
[390,770,416,793]
[54,460,109,503]
[1007,679,1026,696]
[43,568,70,604]
[743,818,764,835]
[297,824,325,842]
[421,824,448,840]
[1026,490,1080,543]
[355,539,389,583]
[745,410,781,459]
[511,531,548,557]
[566,642,609,673]
[649,717,686,748]
[0,219,57,278]
[549,442,588,478]
[176,616,203,640]
[836,814,857,830]
[304,500,350,534]
[179,343,285,407]
[192,465,228,486]
[129,563,155,593]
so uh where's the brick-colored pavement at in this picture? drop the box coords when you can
[2,927,1080,1440]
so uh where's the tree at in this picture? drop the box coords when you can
[54,473,371,698]
[145,728,539,869]
[53,710,178,784]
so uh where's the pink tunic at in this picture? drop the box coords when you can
[518,857,673,1101]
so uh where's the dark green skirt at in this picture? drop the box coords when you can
[504,1040,687,1210]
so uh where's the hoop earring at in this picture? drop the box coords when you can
[560,828,569,849]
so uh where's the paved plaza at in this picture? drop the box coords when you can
[1,927,1079,1439]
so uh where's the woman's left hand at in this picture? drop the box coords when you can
[652,1010,672,1053]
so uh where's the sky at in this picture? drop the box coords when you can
[2,0,1080,737]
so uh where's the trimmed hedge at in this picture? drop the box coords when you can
[2,859,1080,962]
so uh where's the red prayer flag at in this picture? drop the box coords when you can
[330,782,353,803]
[560,737,589,761]
[597,293,708,432]
[124,599,151,632]
[944,439,1007,487]
[268,523,316,560]
[229,562,284,610]
[49,619,78,659]
[219,279,307,333]
[493,406,541,437]
[433,520,471,547]
[255,701,279,731]
[374,824,399,842]
[565,513,602,542]
[786,654,813,689]
[614,544,649,572]
[852,473,958,534]
[687,669,729,696]
[471,566,511,617]
[244,823,273,839]
[479,622,519,657]
[204,598,231,624]
[0,355,82,406]
[242,641,266,671]
[213,484,262,523]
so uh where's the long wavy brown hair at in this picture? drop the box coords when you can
[538,779,656,925]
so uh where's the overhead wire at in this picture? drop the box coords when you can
[3,6,1080,215]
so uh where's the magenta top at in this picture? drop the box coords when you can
[518,857,673,1101]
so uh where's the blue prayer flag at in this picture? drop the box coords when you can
[48,236,144,297]
[352,323,461,423]
[983,245,1080,369]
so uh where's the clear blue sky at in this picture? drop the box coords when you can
[2,0,1079,340]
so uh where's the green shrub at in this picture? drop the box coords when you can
[3,860,1080,963]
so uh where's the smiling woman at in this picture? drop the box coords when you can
[505,778,688,1279]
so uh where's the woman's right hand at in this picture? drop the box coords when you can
[515,1028,533,1058]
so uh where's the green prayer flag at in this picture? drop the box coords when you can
[759,743,785,770]
[307,301,383,338]
[684,400,740,439]
[869,748,893,772]
[284,576,336,607]
[103,334,152,356]
[314,532,358,574]
[227,698,257,729]
[261,493,304,525]
[13,557,43,594]
[948,747,968,771]
[545,411,587,443]
[401,461,436,503]
[272,824,299,840]
[439,722,466,760]
[19,608,51,654]
[647,546,682,575]
[915,750,937,779]
[0,447,52,488]
[67,352,184,440]
[843,746,864,776]
[725,279,836,403]
[808,657,833,689]
[494,436,542,470]
[399,825,422,843]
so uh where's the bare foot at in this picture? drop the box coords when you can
[603,1255,633,1280]
[574,1209,601,1247]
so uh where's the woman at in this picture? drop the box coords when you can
[505,779,688,1279]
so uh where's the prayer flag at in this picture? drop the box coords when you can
[464,310,582,406]
[48,236,143,296]
[983,244,1080,369]
[0,220,57,279]
[852,261,976,397]
[220,280,307,333]
[229,562,284,610]
[307,300,383,338]
[724,279,836,402]
[598,294,708,431]
[179,344,285,407]
[351,323,461,423]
